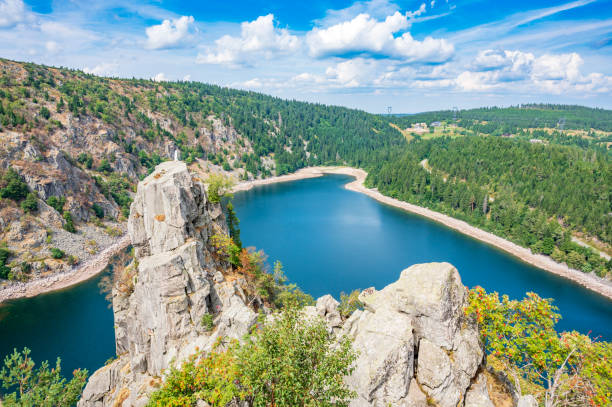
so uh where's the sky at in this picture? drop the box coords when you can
[0,0,611,113]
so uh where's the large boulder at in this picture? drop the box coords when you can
[345,263,485,407]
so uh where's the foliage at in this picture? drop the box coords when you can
[466,286,611,407]
[91,203,104,218]
[0,347,88,407]
[209,232,240,266]
[20,192,38,213]
[62,212,75,233]
[149,307,357,407]
[236,304,357,407]
[0,247,12,280]
[226,201,242,249]
[0,168,29,202]
[46,196,65,214]
[206,174,234,204]
[338,290,363,319]
[50,248,64,259]
[201,314,214,332]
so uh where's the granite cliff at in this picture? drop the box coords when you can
[79,161,531,407]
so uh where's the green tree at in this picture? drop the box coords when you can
[466,287,610,407]
[20,192,38,213]
[0,348,88,407]
[46,196,65,214]
[62,212,76,233]
[0,168,28,201]
[206,174,234,204]
[226,201,242,249]
[50,248,64,259]
[237,305,357,407]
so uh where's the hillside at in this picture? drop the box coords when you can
[0,57,610,286]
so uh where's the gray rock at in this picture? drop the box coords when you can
[464,372,494,407]
[518,395,539,407]
[315,294,342,330]
[406,379,428,407]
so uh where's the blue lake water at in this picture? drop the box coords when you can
[0,173,610,379]
[232,174,612,340]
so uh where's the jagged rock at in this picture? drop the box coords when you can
[518,395,539,407]
[315,294,342,330]
[346,263,484,407]
[406,379,428,406]
[464,372,495,407]
[79,161,254,407]
[343,306,415,406]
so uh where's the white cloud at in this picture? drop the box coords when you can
[183,74,191,81]
[145,16,196,50]
[45,41,61,53]
[153,72,168,82]
[406,3,427,18]
[0,0,27,28]
[84,62,119,76]
[197,14,299,66]
[325,59,381,87]
[306,12,453,62]
[457,49,612,93]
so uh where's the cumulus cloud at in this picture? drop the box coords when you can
[84,62,119,76]
[197,14,299,66]
[456,49,612,93]
[306,11,453,62]
[0,0,27,28]
[153,72,168,82]
[146,16,196,50]
[325,59,381,87]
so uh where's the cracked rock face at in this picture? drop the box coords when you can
[345,262,486,407]
[79,161,257,407]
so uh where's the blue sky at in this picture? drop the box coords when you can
[1,0,611,113]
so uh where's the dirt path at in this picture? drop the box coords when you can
[0,235,131,303]
[235,166,612,301]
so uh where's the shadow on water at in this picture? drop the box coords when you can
[233,174,612,340]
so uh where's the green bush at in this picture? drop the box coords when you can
[91,203,104,218]
[96,159,112,173]
[50,248,64,259]
[201,314,214,332]
[148,306,357,407]
[0,168,28,201]
[0,348,88,406]
[20,192,38,213]
[39,106,50,119]
[47,196,66,214]
[338,289,364,319]
[62,212,76,233]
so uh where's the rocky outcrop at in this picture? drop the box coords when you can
[79,161,257,407]
[342,263,489,407]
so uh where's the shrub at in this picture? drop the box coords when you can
[0,247,12,279]
[206,174,234,203]
[338,289,364,319]
[0,168,28,201]
[47,196,66,214]
[39,106,50,119]
[91,203,104,218]
[63,212,76,233]
[201,314,214,332]
[50,248,64,259]
[96,159,112,173]
[0,348,88,406]
[20,192,38,213]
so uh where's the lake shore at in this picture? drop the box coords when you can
[234,166,612,300]
[0,235,131,304]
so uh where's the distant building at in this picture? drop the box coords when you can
[501,133,513,138]
[530,138,544,144]
[431,121,442,127]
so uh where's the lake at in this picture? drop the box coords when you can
[0,173,610,378]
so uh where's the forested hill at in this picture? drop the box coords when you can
[394,104,612,132]
[0,57,610,284]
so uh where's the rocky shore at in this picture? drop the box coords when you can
[234,166,612,301]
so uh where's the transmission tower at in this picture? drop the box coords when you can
[452,106,458,121]
[387,106,392,115]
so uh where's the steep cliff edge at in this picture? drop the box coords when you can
[79,161,257,406]
[79,161,523,407]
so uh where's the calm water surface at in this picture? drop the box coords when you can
[0,174,610,377]
[232,174,612,339]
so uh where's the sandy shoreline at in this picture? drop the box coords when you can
[234,166,612,301]
[0,235,131,304]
